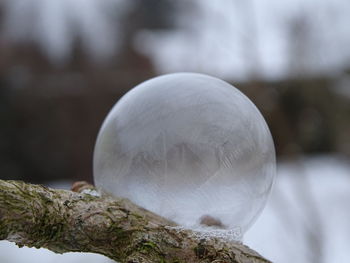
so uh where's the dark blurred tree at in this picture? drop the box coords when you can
[0,1,179,183]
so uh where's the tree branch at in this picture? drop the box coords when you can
[0,180,270,263]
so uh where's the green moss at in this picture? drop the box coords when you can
[130,213,144,219]
[141,241,157,249]
[138,241,156,253]
[194,244,207,259]
[136,240,168,263]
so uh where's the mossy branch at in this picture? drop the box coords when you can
[0,180,270,263]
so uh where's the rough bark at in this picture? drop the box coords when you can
[0,180,270,263]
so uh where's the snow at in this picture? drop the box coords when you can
[0,157,349,262]
[245,155,350,263]
[0,243,113,263]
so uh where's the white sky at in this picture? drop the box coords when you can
[1,0,131,64]
[136,0,350,81]
[1,0,350,79]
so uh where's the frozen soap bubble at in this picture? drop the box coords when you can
[93,73,276,240]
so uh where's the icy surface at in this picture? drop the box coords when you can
[93,73,276,237]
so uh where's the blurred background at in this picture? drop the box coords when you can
[0,0,349,262]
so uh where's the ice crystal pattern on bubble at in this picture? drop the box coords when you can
[93,73,276,240]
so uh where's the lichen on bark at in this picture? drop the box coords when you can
[0,180,270,263]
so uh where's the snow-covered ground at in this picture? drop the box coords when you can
[0,155,349,263]
[245,155,350,263]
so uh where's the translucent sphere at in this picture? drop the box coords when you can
[93,73,275,239]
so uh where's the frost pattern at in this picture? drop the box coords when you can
[166,226,243,242]
[93,73,276,237]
